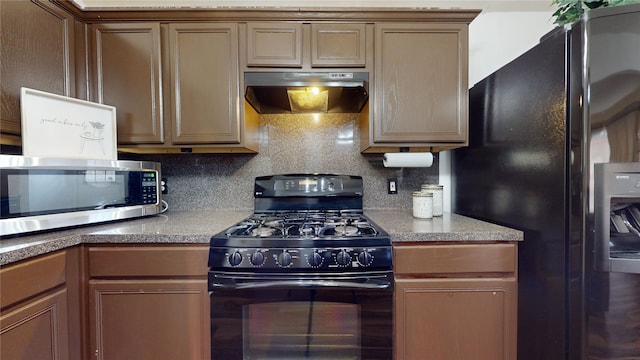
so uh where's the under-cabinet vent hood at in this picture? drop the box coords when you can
[244,72,369,114]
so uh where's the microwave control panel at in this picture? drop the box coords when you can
[140,171,158,204]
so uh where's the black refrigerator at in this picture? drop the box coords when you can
[452,4,640,359]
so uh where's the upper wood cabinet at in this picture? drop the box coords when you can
[245,22,367,69]
[91,22,258,153]
[168,23,241,145]
[0,0,75,146]
[311,24,366,67]
[91,23,164,145]
[246,22,303,67]
[361,22,470,152]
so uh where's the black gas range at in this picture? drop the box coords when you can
[207,174,393,360]
[208,174,393,274]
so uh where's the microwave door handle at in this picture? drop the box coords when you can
[211,278,392,290]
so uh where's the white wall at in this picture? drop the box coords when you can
[468,10,556,86]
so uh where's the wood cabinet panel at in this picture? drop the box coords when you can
[168,23,240,144]
[0,249,75,360]
[92,23,163,144]
[246,22,302,67]
[0,289,70,360]
[87,245,210,360]
[394,243,517,360]
[89,279,209,360]
[88,246,209,277]
[0,251,66,309]
[0,0,74,144]
[375,23,467,143]
[311,24,366,67]
[365,22,469,151]
[394,243,517,275]
[395,278,517,360]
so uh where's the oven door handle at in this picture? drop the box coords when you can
[211,277,392,290]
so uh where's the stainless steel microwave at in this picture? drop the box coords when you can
[1,155,162,236]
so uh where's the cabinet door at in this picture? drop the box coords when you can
[89,279,209,360]
[311,24,366,67]
[168,23,240,144]
[374,23,468,144]
[395,278,517,360]
[92,23,163,144]
[1,0,74,145]
[0,289,70,360]
[246,22,302,67]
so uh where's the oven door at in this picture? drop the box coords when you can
[209,271,393,360]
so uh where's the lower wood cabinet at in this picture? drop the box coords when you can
[1,289,69,360]
[2,241,517,360]
[394,243,518,360]
[89,279,208,360]
[87,245,210,360]
[0,251,72,360]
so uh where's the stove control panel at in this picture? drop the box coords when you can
[209,246,392,271]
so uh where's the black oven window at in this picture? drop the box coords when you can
[242,301,360,359]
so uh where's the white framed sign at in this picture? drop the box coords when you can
[20,87,117,160]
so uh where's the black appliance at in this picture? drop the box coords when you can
[208,174,393,360]
[244,72,369,114]
[452,4,640,359]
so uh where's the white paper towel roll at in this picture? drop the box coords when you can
[383,152,433,168]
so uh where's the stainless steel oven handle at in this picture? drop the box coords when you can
[211,278,392,290]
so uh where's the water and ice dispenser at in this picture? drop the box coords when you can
[594,163,640,273]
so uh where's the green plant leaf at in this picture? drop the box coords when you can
[551,0,585,25]
[552,0,640,24]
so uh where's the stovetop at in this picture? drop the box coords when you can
[210,209,390,247]
[224,210,384,239]
[208,174,392,272]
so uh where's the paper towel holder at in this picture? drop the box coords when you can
[383,151,434,168]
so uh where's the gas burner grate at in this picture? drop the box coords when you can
[225,210,380,239]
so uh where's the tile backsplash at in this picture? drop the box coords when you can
[129,113,439,210]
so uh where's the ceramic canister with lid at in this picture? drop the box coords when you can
[420,184,443,216]
[412,191,433,219]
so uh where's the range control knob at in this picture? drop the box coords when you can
[228,251,243,267]
[336,250,352,266]
[278,250,293,267]
[250,250,265,266]
[358,251,374,266]
[308,251,323,267]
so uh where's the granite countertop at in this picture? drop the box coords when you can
[0,209,522,266]
[365,209,523,242]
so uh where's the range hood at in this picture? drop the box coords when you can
[244,72,369,114]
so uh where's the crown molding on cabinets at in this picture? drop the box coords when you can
[69,0,551,12]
